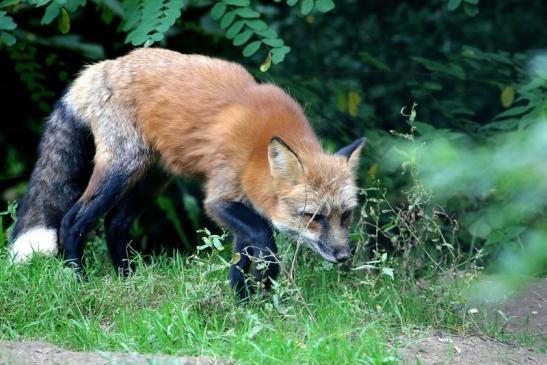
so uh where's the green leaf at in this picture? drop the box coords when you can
[0,10,16,30]
[100,0,124,17]
[495,105,534,119]
[463,3,479,16]
[260,52,272,72]
[271,45,290,55]
[0,0,19,9]
[210,2,227,20]
[226,19,244,39]
[156,195,192,251]
[301,0,314,15]
[271,47,290,64]
[242,40,261,57]
[229,252,241,265]
[58,7,70,34]
[255,28,277,38]
[1,30,15,45]
[447,0,462,11]
[33,0,52,7]
[262,37,283,47]
[233,29,252,46]
[500,85,515,108]
[464,0,478,4]
[65,0,86,13]
[219,10,236,29]
[234,7,259,18]
[224,0,250,6]
[286,0,298,6]
[423,81,443,91]
[382,267,394,280]
[445,63,466,80]
[315,0,334,13]
[41,2,62,25]
[211,236,224,250]
[360,52,390,71]
[245,19,267,31]
[122,0,140,31]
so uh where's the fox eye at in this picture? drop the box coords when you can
[341,210,353,225]
[303,212,326,223]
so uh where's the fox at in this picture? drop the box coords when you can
[9,48,365,298]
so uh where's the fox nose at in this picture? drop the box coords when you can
[334,249,349,263]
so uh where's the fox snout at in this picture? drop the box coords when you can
[307,238,350,263]
[332,246,350,262]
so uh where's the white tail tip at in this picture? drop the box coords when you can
[9,227,58,262]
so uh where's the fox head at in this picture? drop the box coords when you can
[268,136,365,263]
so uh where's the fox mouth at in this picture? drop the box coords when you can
[272,222,344,263]
[297,236,350,263]
[305,240,338,263]
[292,234,339,263]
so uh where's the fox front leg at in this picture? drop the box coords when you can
[206,201,279,299]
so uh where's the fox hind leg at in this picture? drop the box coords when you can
[60,163,147,271]
[104,167,170,276]
[60,128,151,272]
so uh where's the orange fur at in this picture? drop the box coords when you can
[68,48,364,259]
[110,49,330,215]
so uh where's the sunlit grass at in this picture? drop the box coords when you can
[0,232,476,365]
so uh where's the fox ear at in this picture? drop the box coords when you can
[268,137,303,183]
[336,137,366,172]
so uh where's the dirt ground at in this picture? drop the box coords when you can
[398,331,546,365]
[399,277,546,365]
[484,278,546,340]
[1,278,545,365]
[0,341,228,365]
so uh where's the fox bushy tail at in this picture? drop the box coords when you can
[10,97,94,261]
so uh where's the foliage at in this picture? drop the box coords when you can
[1,0,546,291]
[122,0,187,47]
[0,0,337,68]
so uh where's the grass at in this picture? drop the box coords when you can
[0,231,474,365]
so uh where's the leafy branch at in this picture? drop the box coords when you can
[0,0,338,68]
[210,0,291,71]
[122,0,186,46]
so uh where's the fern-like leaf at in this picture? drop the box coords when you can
[210,0,291,69]
[122,0,186,46]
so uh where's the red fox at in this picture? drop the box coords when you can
[10,48,365,298]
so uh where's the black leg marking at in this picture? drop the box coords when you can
[105,169,169,276]
[230,240,253,299]
[208,201,278,299]
[60,172,132,272]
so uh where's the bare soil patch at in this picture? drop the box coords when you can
[484,277,546,340]
[398,331,546,365]
[0,341,228,365]
[399,277,546,364]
